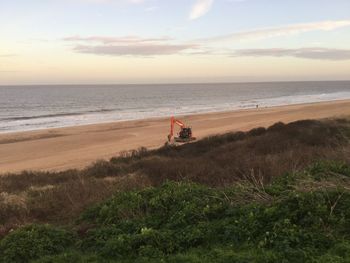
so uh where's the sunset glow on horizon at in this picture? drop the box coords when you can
[1,0,350,85]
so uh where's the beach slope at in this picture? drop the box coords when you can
[1,100,349,174]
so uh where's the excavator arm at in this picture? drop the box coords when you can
[168,117,185,142]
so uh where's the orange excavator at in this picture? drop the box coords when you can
[167,117,196,143]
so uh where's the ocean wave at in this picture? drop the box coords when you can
[0,108,118,121]
[1,82,350,133]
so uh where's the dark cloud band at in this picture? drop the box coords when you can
[73,44,197,56]
[233,48,350,61]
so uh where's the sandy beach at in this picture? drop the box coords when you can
[1,99,350,174]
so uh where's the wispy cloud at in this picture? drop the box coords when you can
[73,44,197,56]
[189,0,214,20]
[81,0,146,3]
[65,36,197,56]
[233,48,350,61]
[64,18,350,59]
[227,0,247,2]
[64,36,172,44]
[145,6,159,12]
[0,54,16,58]
[200,20,350,42]
[128,0,145,3]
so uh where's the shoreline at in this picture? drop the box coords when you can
[1,99,350,174]
[2,97,350,135]
[2,86,350,134]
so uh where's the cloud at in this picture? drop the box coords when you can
[128,0,145,3]
[233,48,350,61]
[226,0,247,2]
[0,54,16,58]
[64,36,172,44]
[65,36,197,56]
[73,44,197,56]
[200,20,350,42]
[145,6,159,12]
[81,0,145,3]
[189,0,214,20]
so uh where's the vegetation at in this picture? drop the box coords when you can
[1,118,350,262]
[2,169,350,262]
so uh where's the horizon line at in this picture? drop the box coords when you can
[1,79,350,87]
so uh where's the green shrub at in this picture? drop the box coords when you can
[79,182,228,258]
[4,163,350,262]
[307,161,350,180]
[81,181,228,228]
[77,180,350,261]
[32,250,100,263]
[0,224,75,263]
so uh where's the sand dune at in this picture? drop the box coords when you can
[1,100,350,174]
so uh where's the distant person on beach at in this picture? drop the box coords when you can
[256,104,259,109]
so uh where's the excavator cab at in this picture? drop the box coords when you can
[179,127,192,140]
[167,117,196,143]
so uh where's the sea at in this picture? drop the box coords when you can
[0,81,350,133]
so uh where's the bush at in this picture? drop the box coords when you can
[79,182,228,258]
[307,161,350,180]
[3,177,350,262]
[77,178,350,261]
[0,224,75,262]
[81,182,227,227]
[32,251,103,263]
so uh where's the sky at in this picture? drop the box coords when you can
[1,0,350,85]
